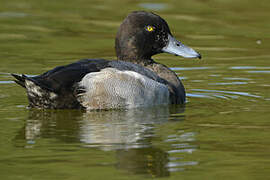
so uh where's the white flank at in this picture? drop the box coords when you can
[78,68,169,110]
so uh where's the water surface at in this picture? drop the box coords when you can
[1,0,270,179]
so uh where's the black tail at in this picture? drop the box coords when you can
[11,74,27,88]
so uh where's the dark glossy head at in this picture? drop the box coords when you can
[115,11,201,62]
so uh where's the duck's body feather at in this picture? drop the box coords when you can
[12,11,201,110]
[13,59,174,109]
[78,67,170,110]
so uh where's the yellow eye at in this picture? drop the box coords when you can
[146,25,154,32]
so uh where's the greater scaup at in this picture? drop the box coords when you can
[12,11,201,110]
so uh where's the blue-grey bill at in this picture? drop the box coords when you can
[162,34,201,59]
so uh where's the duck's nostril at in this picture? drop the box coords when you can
[176,43,180,47]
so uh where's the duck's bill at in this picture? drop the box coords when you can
[162,34,201,59]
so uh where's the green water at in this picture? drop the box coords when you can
[1,0,270,179]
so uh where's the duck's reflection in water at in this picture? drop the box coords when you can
[80,106,182,149]
[19,105,187,177]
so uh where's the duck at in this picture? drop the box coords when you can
[12,11,201,110]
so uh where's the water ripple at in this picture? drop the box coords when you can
[229,66,270,70]
[0,12,28,18]
[191,89,261,98]
[164,131,198,172]
[168,149,196,154]
[209,82,248,85]
[247,71,270,74]
[0,81,14,84]
[171,67,214,71]
[223,77,251,81]
[187,93,214,99]
[166,161,198,167]
[139,3,169,11]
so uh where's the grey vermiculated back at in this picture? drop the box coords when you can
[109,61,166,84]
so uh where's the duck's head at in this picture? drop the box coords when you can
[115,11,201,63]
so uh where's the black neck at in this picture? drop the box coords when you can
[117,56,155,66]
